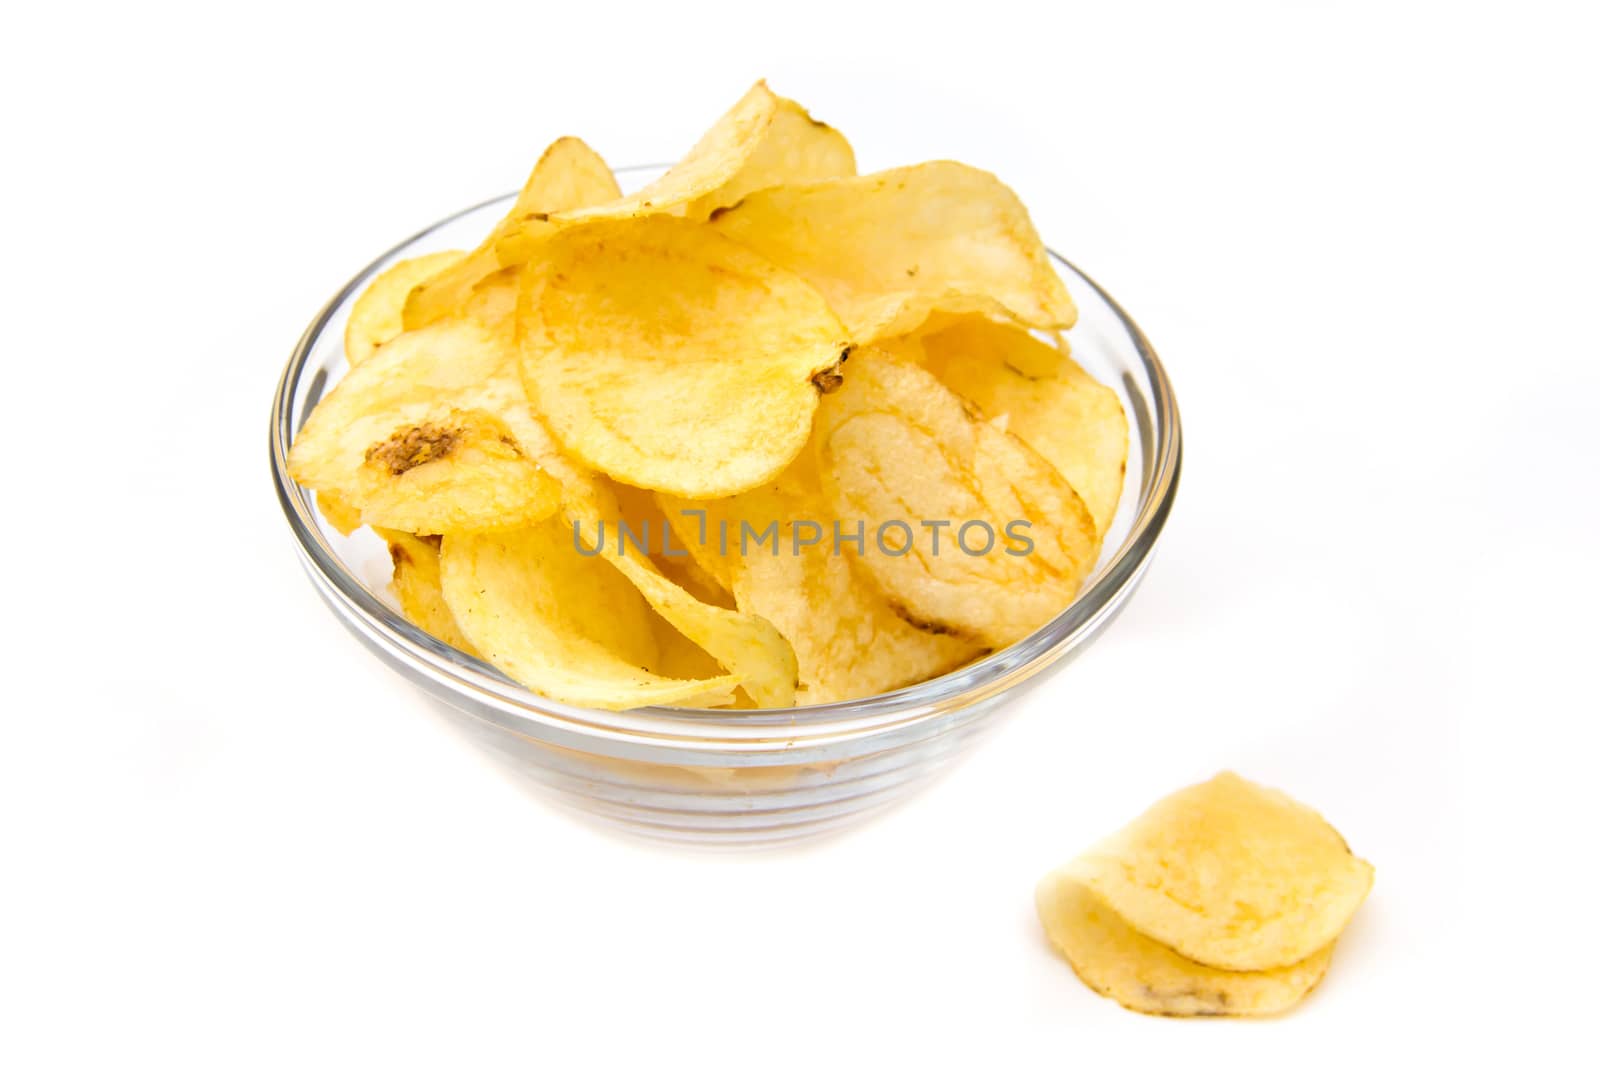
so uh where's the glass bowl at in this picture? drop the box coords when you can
[269,165,1182,845]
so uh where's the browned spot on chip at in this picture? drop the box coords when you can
[886,599,964,637]
[388,542,412,567]
[810,365,845,394]
[366,423,460,476]
[809,346,852,395]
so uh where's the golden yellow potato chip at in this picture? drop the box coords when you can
[814,352,1099,646]
[611,482,735,608]
[402,137,621,330]
[490,135,624,265]
[549,81,853,227]
[439,520,739,710]
[289,86,1133,711]
[653,550,735,612]
[605,545,798,708]
[461,266,519,338]
[314,490,364,537]
[648,612,727,681]
[398,253,492,335]
[1067,772,1375,971]
[920,316,1128,535]
[658,495,737,597]
[1036,875,1334,1017]
[870,329,930,366]
[916,310,1069,378]
[710,162,1075,341]
[287,319,562,534]
[344,250,466,367]
[518,215,849,497]
[687,96,855,216]
[666,455,982,704]
[376,529,476,655]
[508,416,799,708]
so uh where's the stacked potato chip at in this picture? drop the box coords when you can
[288,81,1129,710]
[1036,773,1375,1016]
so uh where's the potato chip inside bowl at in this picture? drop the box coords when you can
[517,215,850,498]
[269,83,1182,842]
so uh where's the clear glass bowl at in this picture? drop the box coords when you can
[269,165,1182,845]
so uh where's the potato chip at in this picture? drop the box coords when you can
[314,489,364,537]
[918,310,1068,379]
[461,266,519,338]
[659,495,737,596]
[611,482,735,608]
[518,215,849,497]
[710,162,1075,342]
[666,454,982,704]
[870,329,929,366]
[814,352,1099,647]
[653,549,735,612]
[605,545,798,707]
[490,135,625,264]
[1036,875,1334,1017]
[402,137,621,330]
[440,520,740,710]
[1067,772,1375,971]
[398,252,494,335]
[548,81,853,227]
[344,250,466,366]
[376,529,476,655]
[287,318,562,534]
[919,316,1128,534]
[509,416,799,707]
[288,85,1135,713]
[686,95,855,216]
[648,612,727,681]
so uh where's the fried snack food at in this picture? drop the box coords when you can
[709,162,1074,342]
[440,521,741,710]
[918,315,1128,534]
[401,137,622,330]
[506,415,799,708]
[1065,772,1374,971]
[611,483,735,608]
[290,81,1130,710]
[345,251,466,366]
[518,215,849,498]
[1036,876,1335,1017]
[376,530,476,656]
[553,81,854,226]
[314,489,364,537]
[1036,772,1371,1016]
[288,318,561,534]
[813,352,1099,646]
[663,452,982,704]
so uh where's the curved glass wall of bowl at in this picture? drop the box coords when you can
[270,164,1181,845]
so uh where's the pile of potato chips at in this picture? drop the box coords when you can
[288,81,1129,710]
[1036,773,1375,1016]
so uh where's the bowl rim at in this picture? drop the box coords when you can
[269,167,1182,752]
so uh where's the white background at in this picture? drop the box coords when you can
[4,1,1597,1062]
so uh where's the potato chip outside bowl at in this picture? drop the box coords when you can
[269,164,1182,845]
